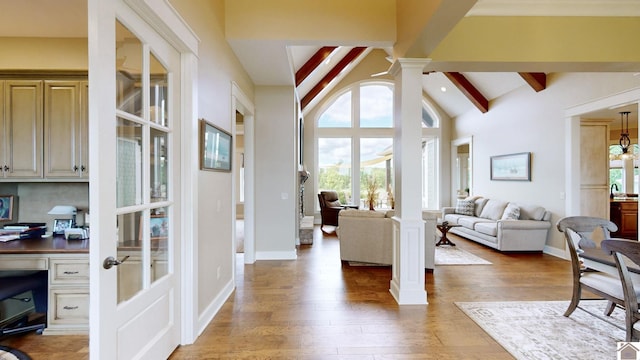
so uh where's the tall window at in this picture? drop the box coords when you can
[610,144,639,194]
[316,82,440,210]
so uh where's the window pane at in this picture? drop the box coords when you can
[318,138,352,204]
[360,138,393,209]
[116,21,143,116]
[360,85,393,128]
[421,106,438,128]
[117,211,143,303]
[318,92,351,128]
[150,128,168,203]
[423,137,439,209]
[151,207,169,283]
[149,53,168,126]
[117,118,143,207]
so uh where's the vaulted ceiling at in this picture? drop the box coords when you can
[0,0,638,126]
[227,0,640,124]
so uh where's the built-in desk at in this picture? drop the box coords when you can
[0,236,89,335]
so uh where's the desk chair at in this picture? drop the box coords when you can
[0,271,47,337]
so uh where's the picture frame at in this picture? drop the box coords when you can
[490,152,531,181]
[200,119,232,172]
[0,195,13,221]
[149,215,168,240]
[53,219,73,235]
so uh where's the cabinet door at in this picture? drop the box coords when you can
[79,81,89,177]
[44,81,82,178]
[4,80,43,178]
[0,81,4,174]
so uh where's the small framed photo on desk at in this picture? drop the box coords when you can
[53,219,73,235]
[0,195,14,221]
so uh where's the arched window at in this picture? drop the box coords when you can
[316,81,441,210]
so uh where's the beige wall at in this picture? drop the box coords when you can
[454,72,640,251]
[169,0,254,315]
[0,38,87,70]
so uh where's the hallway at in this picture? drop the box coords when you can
[0,226,573,359]
[169,227,573,359]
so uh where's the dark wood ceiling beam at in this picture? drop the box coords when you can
[519,72,547,92]
[301,47,367,110]
[295,46,338,87]
[443,72,489,113]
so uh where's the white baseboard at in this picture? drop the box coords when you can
[543,244,567,260]
[197,278,234,337]
[255,250,297,260]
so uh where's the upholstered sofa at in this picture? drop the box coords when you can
[336,209,437,268]
[441,197,552,252]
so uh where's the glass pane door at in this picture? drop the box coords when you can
[115,19,172,304]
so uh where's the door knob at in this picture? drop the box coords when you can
[103,255,130,269]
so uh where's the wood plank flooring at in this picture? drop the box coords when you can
[1,226,574,359]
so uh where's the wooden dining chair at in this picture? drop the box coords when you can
[556,216,622,319]
[601,239,640,342]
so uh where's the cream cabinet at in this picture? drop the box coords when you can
[44,80,89,179]
[0,80,43,178]
[0,77,88,181]
[0,253,89,335]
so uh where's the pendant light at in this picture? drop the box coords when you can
[619,111,632,158]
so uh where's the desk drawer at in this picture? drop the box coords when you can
[50,259,89,284]
[0,257,48,270]
[49,288,89,325]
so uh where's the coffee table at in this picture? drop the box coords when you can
[436,221,460,246]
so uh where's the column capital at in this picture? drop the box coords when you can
[389,58,432,76]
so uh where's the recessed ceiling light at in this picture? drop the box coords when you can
[440,87,447,92]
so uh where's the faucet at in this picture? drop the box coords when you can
[611,183,619,198]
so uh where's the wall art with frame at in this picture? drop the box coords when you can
[490,152,531,181]
[200,119,232,172]
[0,195,13,221]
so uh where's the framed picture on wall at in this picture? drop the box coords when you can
[490,152,531,181]
[200,119,232,172]
[0,195,14,221]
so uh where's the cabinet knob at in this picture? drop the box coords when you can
[73,165,79,172]
[81,165,86,172]
[3,165,8,172]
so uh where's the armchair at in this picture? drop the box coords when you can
[318,191,357,234]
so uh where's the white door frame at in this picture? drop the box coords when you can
[564,88,640,218]
[88,0,200,357]
[232,83,256,264]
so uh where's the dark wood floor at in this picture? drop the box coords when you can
[1,226,573,359]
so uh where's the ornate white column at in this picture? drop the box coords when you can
[389,58,430,305]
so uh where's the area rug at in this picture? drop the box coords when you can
[0,345,31,360]
[455,300,626,360]
[435,246,492,265]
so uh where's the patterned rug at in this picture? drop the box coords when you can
[435,246,492,265]
[456,300,626,360]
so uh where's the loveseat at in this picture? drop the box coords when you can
[441,197,551,252]
[336,209,437,268]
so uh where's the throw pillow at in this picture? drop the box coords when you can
[501,203,520,220]
[479,199,508,220]
[454,199,475,216]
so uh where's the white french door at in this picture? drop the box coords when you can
[89,0,182,358]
